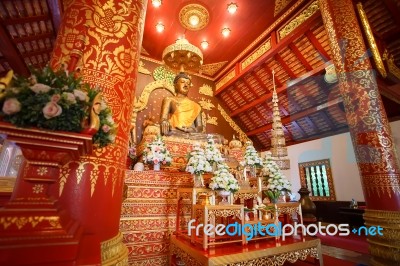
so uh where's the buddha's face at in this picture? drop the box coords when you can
[175,77,191,96]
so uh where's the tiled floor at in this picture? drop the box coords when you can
[322,245,370,265]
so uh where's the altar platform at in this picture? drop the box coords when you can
[170,235,323,266]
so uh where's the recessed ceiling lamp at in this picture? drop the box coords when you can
[156,22,164,32]
[227,2,238,14]
[152,0,162,8]
[201,40,209,49]
[221,27,231,37]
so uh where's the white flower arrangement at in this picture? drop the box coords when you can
[241,141,262,167]
[204,135,224,166]
[143,135,172,166]
[185,143,212,175]
[209,163,240,193]
[262,155,291,201]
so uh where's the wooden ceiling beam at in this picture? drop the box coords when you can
[292,121,307,137]
[289,43,313,71]
[1,15,49,25]
[382,0,400,28]
[275,54,297,79]
[305,31,331,61]
[12,33,53,43]
[0,25,30,76]
[253,72,270,93]
[230,61,331,117]
[215,12,322,96]
[246,96,342,136]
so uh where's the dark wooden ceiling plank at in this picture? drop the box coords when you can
[304,116,318,133]
[1,15,49,25]
[246,95,342,136]
[0,24,30,76]
[275,54,296,79]
[21,48,53,57]
[215,12,322,96]
[305,31,331,61]
[318,111,335,130]
[292,121,307,137]
[253,72,269,93]
[12,33,53,43]
[382,0,400,28]
[264,63,283,87]
[230,61,331,117]
[289,43,313,71]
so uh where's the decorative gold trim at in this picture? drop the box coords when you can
[198,98,215,111]
[274,0,294,17]
[134,80,175,112]
[200,62,227,77]
[278,1,319,40]
[383,50,400,80]
[216,70,235,91]
[138,60,151,75]
[357,3,387,78]
[241,39,271,70]
[179,4,209,31]
[0,176,16,193]
[218,104,250,144]
[101,232,129,266]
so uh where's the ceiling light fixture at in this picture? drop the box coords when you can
[155,22,165,32]
[221,27,231,37]
[227,2,238,14]
[201,40,209,49]
[152,0,162,8]
[189,15,200,26]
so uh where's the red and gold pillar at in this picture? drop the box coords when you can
[50,0,147,264]
[319,0,400,264]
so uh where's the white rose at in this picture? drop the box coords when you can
[30,83,51,93]
[73,89,88,101]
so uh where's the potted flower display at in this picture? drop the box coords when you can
[204,135,224,171]
[209,163,240,205]
[262,155,291,203]
[185,143,212,187]
[142,135,172,170]
[0,66,116,148]
[241,141,262,178]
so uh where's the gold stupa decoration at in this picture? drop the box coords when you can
[162,38,203,72]
[270,70,290,170]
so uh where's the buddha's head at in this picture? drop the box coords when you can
[173,72,192,96]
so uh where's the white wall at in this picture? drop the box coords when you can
[278,120,400,202]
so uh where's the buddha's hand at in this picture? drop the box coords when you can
[160,120,170,135]
[176,126,195,133]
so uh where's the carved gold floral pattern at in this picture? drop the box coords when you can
[198,98,215,110]
[216,70,235,91]
[199,84,214,96]
[279,1,319,39]
[36,167,48,176]
[274,0,294,17]
[206,115,218,126]
[32,184,44,194]
[200,61,228,77]
[241,39,271,70]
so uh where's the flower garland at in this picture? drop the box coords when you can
[142,135,172,166]
[241,141,262,167]
[185,143,212,175]
[0,66,116,148]
[262,155,291,202]
[209,163,240,193]
[204,135,224,166]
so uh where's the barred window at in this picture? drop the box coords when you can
[298,159,336,201]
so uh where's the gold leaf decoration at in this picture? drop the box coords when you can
[217,104,250,144]
[198,98,215,110]
[206,115,218,126]
[200,61,228,76]
[199,84,213,96]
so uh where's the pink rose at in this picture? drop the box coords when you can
[2,98,21,115]
[51,94,61,102]
[42,102,62,119]
[102,124,110,133]
[30,83,51,93]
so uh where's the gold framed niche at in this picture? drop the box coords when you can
[298,159,336,201]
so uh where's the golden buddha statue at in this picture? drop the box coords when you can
[160,72,203,136]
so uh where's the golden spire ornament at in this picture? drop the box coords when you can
[270,70,290,170]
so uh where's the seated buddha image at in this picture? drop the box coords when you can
[160,72,203,137]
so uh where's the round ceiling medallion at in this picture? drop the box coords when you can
[179,4,209,31]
